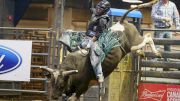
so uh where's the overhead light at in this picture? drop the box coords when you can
[122,0,143,4]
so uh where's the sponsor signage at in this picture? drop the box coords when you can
[138,83,180,101]
[0,40,32,81]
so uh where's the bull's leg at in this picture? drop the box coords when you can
[131,33,161,57]
[131,34,150,50]
[72,81,90,101]
[148,37,161,57]
[136,49,145,57]
[144,33,161,57]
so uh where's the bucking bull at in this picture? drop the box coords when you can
[41,0,160,101]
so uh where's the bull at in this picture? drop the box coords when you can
[42,0,160,101]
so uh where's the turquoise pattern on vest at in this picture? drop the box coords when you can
[63,30,122,62]
[96,30,121,61]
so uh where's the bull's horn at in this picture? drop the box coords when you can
[62,70,78,76]
[40,66,54,74]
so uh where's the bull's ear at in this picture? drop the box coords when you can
[43,71,52,79]
[62,70,78,76]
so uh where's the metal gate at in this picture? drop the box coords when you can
[133,28,180,100]
[0,27,53,100]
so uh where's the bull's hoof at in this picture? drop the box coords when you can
[67,93,78,101]
[155,52,162,58]
[136,50,145,57]
[67,97,77,101]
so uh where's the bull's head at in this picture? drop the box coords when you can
[41,67,78,99]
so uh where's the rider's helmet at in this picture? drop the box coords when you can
[96,0,111,15]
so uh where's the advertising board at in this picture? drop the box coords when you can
[138,83,180,101]
[0,40,32,81]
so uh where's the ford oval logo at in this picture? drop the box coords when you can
[0,45,22,74]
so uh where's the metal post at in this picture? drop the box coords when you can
[52,0,65,68]
[51,0,65,100]
[60,0,65,39]
[58,0,65,67]
[54,0,64,39]
[48,31,52,68]
[0,0,3,27]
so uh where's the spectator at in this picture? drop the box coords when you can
[151,0,180,61]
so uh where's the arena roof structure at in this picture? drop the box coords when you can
[13,0,180,26]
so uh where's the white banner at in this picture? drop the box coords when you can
[0,40,32,81]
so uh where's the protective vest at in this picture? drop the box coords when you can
[86,14,110,38]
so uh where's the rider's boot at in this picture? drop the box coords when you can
[97,74,104,83]
[97,74,105,96]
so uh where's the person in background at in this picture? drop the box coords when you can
[151,0,180,62]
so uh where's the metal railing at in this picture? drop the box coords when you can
[0,27,53,100]
[130,28,180,101]
[137,28,180,84]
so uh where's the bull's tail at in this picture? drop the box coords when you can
[120,0,158,23]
